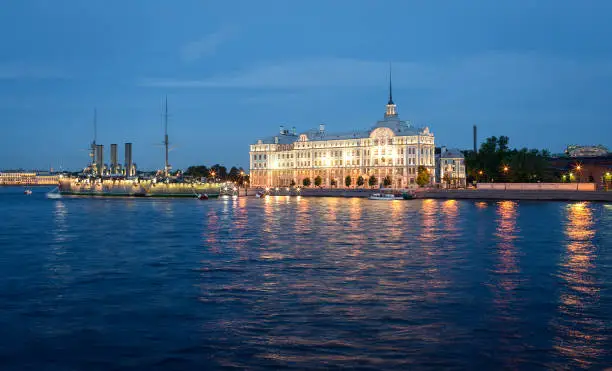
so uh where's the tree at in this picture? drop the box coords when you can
[314,175,322,187]
[464,135,555,183]
[185,165,209,178]
[303,177,311,187]
[368,175,377,188]
[383,175,392,187]
[330,179,337,187]
[228,166,240,182]
[290,179,296,187]
[210,164,228,180]
[416,166,430,187]
[345,175,352,188]
[357,175,365,188]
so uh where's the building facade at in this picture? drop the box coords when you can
[435,147,466,188]
[249,88,436,188]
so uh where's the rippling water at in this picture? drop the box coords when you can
[1,187,611,370]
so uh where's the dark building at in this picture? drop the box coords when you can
[549,155,612,190]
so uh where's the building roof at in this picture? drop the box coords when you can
[439,148,464,159]
[253,116,431,145]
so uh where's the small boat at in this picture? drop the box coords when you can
[255,192,264,198]
[196,193,209,200]
[46,187,62,199]
[368,193,401,200]
[24,188,33,195]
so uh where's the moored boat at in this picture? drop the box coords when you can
[368,193,401,200]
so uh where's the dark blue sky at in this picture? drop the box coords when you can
[1,0,611,171]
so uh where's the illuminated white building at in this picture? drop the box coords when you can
[435,147,466,188]
[249,83,436,188]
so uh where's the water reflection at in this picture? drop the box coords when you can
[48,201,72,283]
[441,199,459,238]
[551,202,605,369]
[419,199,437,243]
[489,201,524,367]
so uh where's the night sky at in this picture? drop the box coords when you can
[1,0,611,171]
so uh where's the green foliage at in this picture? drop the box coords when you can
[184,165,209,178]
[357,176,365,187]
[464,136,554,183]
[303,177,311,187]
[416,166,430,187]
[345,175,352,187]
[383,175,392,187]
[314,176,322,187]
[368,175,377,187]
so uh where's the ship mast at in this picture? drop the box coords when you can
[90,108,97,172]
[163,97,170,177]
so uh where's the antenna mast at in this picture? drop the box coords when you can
[164,97,170,177]
[90,108,97,170]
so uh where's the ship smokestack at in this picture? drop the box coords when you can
[125,142,133,177]
[110,144,118,174]
[95,144,104,175]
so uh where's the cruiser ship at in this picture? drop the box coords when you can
[58,99,222,198]
[58,177,221,198]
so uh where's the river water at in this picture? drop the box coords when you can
[1,187,611,370]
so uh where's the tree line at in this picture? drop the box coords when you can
[464,136,555,183]
[184,164,249,185]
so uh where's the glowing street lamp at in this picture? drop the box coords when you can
[503,166,509,173]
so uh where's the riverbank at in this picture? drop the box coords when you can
[251,188,612,202]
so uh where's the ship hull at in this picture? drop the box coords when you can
[58,179,221,198]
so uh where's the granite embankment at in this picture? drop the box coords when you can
[252,188,612,202]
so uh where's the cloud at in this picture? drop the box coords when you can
[140,52,612,92]
[180,26,237,63]
[0,64,69,80]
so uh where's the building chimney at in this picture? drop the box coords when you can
[292,126,296,135]
[274,136,279,144]
[473,125,477,152]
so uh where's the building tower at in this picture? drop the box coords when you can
[384,64,398,118]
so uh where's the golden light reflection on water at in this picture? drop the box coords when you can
[490,201,523,367]
[441,199,459,237]
[204,208,219,250]
[552,202,605,369]
[419,199,437,243]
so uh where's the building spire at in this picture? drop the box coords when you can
[388,62,394,105]
[384,63,398,118]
